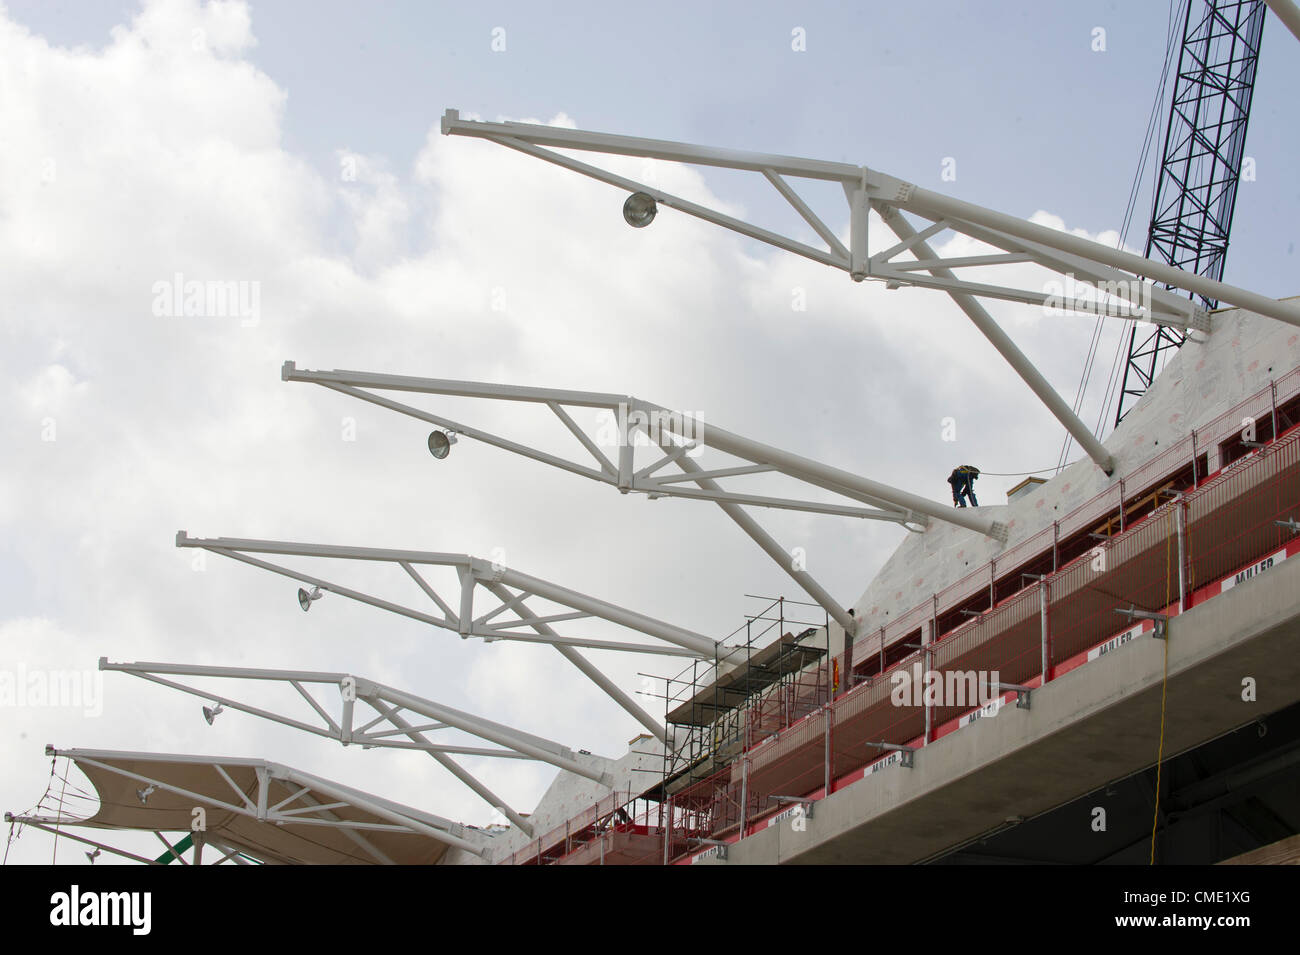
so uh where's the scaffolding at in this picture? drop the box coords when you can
[659,597,830,797]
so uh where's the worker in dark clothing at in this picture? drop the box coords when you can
[947,468,964,506]
[948,465,980,507]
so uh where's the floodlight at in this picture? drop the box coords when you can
[298,586,323,612]
[427,429,458,460]
[136,785,156,805]
[202,702,225,725]
[622,192,657,228]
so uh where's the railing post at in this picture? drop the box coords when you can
[923,602,935,746]
[1053,521,1059,572]
[842,620,853,699]
[663,794,672,865]
[1040,577,1051,684]
[1176,497,1187,613]
[1118,479,1126,532]
[824,704,833,796]
[1191,429,1199,489]
[739,755,749,838]
[1271,379,1278,443]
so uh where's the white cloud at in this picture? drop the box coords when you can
[0,0,1132,861]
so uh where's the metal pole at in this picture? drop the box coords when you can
[880,206,1115,473]
[924,601,935,746]
[378,703,535,835]
[905,182,1300,328]
[663,795,671,865]
[1119,479,1126,532]
[484,580,666,742]
[1191,430,1199,489]
[1176,498,1187,613]
[739,756,750,838]
[373,683,612,784]
[824,705,832,796]
[1040,578,1051,684]
[635,401,1005,539]
[923,644,932,746]
[499,564,718,658]
[1264,0,1300,44]
[1271,380,1278,442]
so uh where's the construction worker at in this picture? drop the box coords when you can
[948,465,980,507]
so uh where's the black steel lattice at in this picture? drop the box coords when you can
[1115,0,1266,425]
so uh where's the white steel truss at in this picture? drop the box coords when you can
[1,814,259,865]
[34,746,492,862]
[439,110,1300,474]
[99,657,624,835]
[1266,0,1300,43]
[279,362,1003,633]
[175,531,736,740]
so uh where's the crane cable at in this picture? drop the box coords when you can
[1096,0,1190,438]
[1057,0,1187,475]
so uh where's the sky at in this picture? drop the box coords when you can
[2,0,1297,864]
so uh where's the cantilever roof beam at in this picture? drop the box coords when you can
[176,532,717,659]
[275,366,992,541]
[174,532,726,741]
[441,109,1299,326]
[878,206,1116,474]
[284,365,918,524]
[278,363,1010,629]
[41,746,491,860]
[439,110,1300,474]
[100,659,628,835]
[102,657,558,837]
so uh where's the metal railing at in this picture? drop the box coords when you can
[662,420,1299,862]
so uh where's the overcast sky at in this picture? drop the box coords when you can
[2,0,1297,864]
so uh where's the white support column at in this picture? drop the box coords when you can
[1040,578,1051,684]
[372,700,535,836]
[457,566,475,636]
[879,204,1115,475]
[901,185,1300,328]
[668,447,858,635]
[630,399,1007,540]
[491,562,721,658]
[483,580,667,742]
[1265,0,1300,43]
[362,680,617,786]
[848,176,871,281]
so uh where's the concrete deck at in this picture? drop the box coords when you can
[700,548,1300,864]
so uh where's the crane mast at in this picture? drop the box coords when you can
[1115,0,1267,425]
